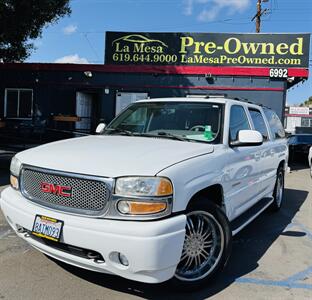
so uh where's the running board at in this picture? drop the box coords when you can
[231,197,274,236]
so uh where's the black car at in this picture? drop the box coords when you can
[288,134,312,163]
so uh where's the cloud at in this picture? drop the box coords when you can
[183,0,251,21]
[63,24,78,35]
[183,0,193,16]
[54,54,89,64]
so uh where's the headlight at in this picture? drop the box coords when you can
[10,156,22,190]
[10,156,22,177]
[115,177,173,197]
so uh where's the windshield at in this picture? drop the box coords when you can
[105,101,223,143]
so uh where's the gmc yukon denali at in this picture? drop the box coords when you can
[0,97,288,289]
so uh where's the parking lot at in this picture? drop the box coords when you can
[0,164,311,300]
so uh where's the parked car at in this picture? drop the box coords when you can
[288,134,312,163]
[0,97,288,289]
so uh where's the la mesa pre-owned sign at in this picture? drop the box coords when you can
[105,32,310,68]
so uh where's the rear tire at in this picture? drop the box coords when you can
[270,167,284,211]
[170,198,232,290]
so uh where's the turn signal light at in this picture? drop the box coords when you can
[10,175,19,190]
[156,178,173,196]
[117,200,167,215]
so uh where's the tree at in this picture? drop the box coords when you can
[0,0,71,62]
[299,96,312,107]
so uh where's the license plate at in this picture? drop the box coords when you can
[32,215,64,242]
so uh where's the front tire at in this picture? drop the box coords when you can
[171,199,232,290]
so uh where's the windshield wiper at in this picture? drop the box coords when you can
[156,131,191,142]
[104,128,134,136]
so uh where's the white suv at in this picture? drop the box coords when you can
[0,97,288,289]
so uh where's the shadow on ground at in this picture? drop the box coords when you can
[49,186,309,299]
[289,161,309,172]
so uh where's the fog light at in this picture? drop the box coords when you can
[118,253,129,266]
[117,201,130,214]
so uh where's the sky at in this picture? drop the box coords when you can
[27,0,312,105]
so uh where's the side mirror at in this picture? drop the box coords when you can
[230,130,263,147]
[95,123,106,134]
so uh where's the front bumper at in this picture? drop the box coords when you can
[0,187,186,283]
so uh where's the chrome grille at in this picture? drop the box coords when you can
[20,167,111,215]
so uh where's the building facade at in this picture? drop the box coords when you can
[0,32,310,148]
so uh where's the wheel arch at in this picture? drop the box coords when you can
[187,184,225,211]
[278,160,286,172]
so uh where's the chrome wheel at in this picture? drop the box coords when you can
[175,210,224,282]
[275,172,284,207]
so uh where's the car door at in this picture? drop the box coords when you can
[248,107,277,198]
[224,104,264,218]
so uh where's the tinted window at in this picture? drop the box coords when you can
[229,105,250,141]
[248,108,269,141]
[263,108,285,139]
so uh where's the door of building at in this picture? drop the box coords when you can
[75,92,93,132]
[115,92,148,116]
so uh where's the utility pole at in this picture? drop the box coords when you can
[256,0,261,33]
[251,0,269,33]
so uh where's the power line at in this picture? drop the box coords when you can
[82,33,101,62]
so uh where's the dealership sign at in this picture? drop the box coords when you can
[105,32,310,68]
[289,107,310,115]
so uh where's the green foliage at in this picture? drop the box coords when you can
[0,0,71,62]
[299,96,312,107]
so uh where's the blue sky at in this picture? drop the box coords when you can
[28,0,312,105]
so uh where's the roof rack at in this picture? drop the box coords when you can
[186,93,227,99]
[233,97,255,104]
[233,97,272,110]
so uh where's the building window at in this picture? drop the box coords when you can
[4,89,33,118]
[301,118,312,127]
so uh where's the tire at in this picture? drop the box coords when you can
[270,167,285,211]
[170,198,232,290]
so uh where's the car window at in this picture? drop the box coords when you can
[229,105,250,141]
[248,108,269,141]
[263,108,286,139]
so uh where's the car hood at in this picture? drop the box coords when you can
[16,135,214,177]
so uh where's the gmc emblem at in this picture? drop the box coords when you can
[41,182,72,197]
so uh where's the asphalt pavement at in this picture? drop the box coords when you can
[0,164,311,300]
